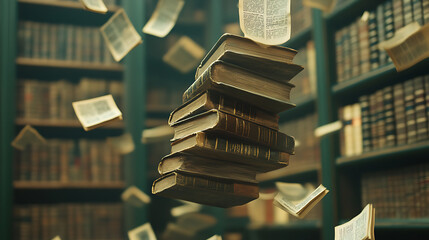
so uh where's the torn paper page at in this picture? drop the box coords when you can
[303,0,337,13]
[101,9,143,62]
[143,0,185,38]
[12,125,46,151]
[128,223,157,240]
[107,133,135,154]
[238,0,291,45]
[121,186,151,207]
[80,0,108,13]
[162,36,205,73]
[72,94,122,131]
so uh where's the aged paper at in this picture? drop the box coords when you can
[121,186,151,207]
[162,36,205,73]
[171,201,202,217]
[142,125,174,144]
[207,235,222,240]
[11,125,46,151]
[107,133,135,154]
[100,9,143,62]
[72,94,122,131]
[303,0,337,13]
[80,0,108,13]
[143,0,185,38]
[128,223,157,240]
[380,22,429,71]
[51,236,61,240]
[238,0,291,45]
[334,204,375,240]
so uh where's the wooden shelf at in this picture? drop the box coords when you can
[257,162,320,182]
[375,219,429,230]
[146,105,175,113]
[16,58,123,72]
[14,181,125,189]
[248,220,321,231]
[145,118,168,127]
[280,94,316,119]
[284,27,312,49]
[18,0,119,12]
[337,141,429,167]
[16,118,124,129]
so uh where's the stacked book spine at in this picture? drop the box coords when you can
[151,33,303,208]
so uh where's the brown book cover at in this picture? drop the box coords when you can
[171,109,295,153]
[195,33,299,82]
[183,61,296,114]
[152,171,259,208]
[158,152,258,183]
[169,90,279,130]
[171,132,289,172]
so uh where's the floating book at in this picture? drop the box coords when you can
[152,172,259,207]
[335,204,375,240]
[195,34,302,83]
[171,109,294,152]
[171,132,290,172]
[72,94,122,131]
[128,223,157,240]
[11,125,46,150]
[143,0,184,38]
[168,91,279,130]
[141,125,174,144]
[273,184,329,218]
[121,186,151,207]
[107,132,135,155]
[183,61,295,113]
[171,201,202,217]
[80,0,108,13]
[158,152,257,183]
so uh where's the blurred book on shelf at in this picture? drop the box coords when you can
[14,138,123,183]
[362,162,429,219]
[14,203,123,240]
[290,41,316,101]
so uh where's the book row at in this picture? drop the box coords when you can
[18,21,115,64]
[335,0,429,83]
[361,162,429,219]
[291,41,317,100]
[14,203,123,240]
[14,139,123,182]
[17,78,123,121]
[146,85,183,110]
[340,74,429,156]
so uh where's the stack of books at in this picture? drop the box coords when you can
[152,34,303,208]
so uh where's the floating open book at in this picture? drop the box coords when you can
[273,184,329,218]
[335,204,375,240]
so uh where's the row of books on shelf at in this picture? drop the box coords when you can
[362,162,429,219]
[335,0,429,83]
[17,78,123,121]
[18,21,115,64]
[14,203,123,240]
[146,86,183,110]
[14,139,123,182]
[340,74,429,156]
[291,41,317,100]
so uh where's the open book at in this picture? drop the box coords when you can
[273,183,328,218]
[335,204,375,240]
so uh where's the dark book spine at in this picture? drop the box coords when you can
[368,11,380,70]
[335,29,344,82]
[183,66,212,103]
[360,95,372,152]
[413,76,428,141]
[375,90,386,148]
[423,0,429,24]
[393,0,404,30]
[369,93,378,149]
[349,21,360,78]
[376,4,387,66]
[412,0,424,25]
[424,75,429,136]
[393,83,407,145]
[404,79,417,143]
[358,16,370,73]
[342,25,352,80]
[384,1,395,64]
[403,0,413,25]
[383,86,396,147]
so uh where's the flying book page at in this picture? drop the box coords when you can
[72,94,122,131]
[207,235,222,240]
[128,223,157,240]
[121,186,151,207]
[379,22,429,72]
[303,0,337,12]
[273,184,329,218]
[11,125,46,151]
[162,36,206,73]
[335,204,375,240]
[80,0,108,13]
[238,0,291,45]
[143,0,185,38]
[107,132,135,154]
[171,201,202,217]
[100,8,143,62]
[141,125,174,144]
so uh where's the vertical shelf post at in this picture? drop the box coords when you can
[123,0,148,229]
[205,0,223,49]
[0,0,17,239]
[311,9,337,240]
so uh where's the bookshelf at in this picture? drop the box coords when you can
[16,57,124,71]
